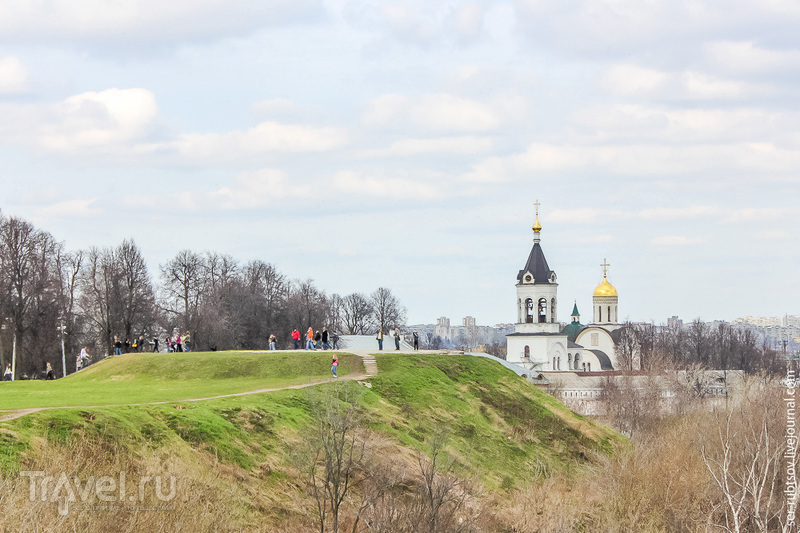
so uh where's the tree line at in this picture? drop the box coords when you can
[0,212,406,379]
[615,319,782,375]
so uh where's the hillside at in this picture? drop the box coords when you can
[0,351,620,532]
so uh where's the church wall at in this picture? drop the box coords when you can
[574,327,617,368]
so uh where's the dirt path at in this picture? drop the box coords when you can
[0,351,380,423]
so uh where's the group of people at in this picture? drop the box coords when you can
[165,332,191,353]
[290,327,340,351]
[375,328,420,351]
[110,332,191,355]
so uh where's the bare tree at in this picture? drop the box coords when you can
[0,216,60,378]
[370,287,406,335]
[117,239,158,342]
[55,248,83,374]
[299,383,367,533]
[702,394,787,532]
[616,323,639,371]
[159,250,205,340]
[340,292,373,335]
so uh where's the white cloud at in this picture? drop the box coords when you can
[651,235,705,246]
[757,230,790,240]
[599,65,669,96]
[332,170,442,200]
[359,136,493,157]
[705,41,800,74]
[146,121,348,162]
[211,169,310,209]
[39,88,157,152]
[548,208,628,224]
[639,206,721,220]
[573,105,791,143]
[363,93,502,132]
[35,198,103,218]
[250,99,301,117]
[0,56,29,94]
[0,0,321,47]
[599,64,771,100]
[463,141,800,182]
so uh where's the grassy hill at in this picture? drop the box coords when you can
[0,351,621,531]
[0,350,362,409]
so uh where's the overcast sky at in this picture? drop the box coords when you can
[0,0,797,326]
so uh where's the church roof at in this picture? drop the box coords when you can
[571,302,580,317]
[516,242,555,284]
[561,321,586,343]
[588,349,615,370]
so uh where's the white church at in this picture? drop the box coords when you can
[506,205,628,373]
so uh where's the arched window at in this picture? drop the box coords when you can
[557,357,561,370]
[587,362,591,372]
[598,306,602,322]
[551,298,556,322]
[538,298,547,323]
[524,345,530,358]
[552,357,556,369]
[608,306,611,323]
[525,299,534,323]
[567,353,572,370]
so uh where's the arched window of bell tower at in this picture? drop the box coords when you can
[525,299,534,323]
[551,298,556,323]
[538,298,547,323]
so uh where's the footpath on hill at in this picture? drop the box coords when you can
[0,349,387,423]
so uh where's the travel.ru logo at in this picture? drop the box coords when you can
[20,470,178,516]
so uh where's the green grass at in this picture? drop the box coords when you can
[364,354,619,485]
[0,351,361,409]
[0,351,620,490]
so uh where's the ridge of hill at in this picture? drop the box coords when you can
[0,351,621,531]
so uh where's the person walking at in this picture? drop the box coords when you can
[314,329,322,350]
[175,332,183,352]
[413,331,419,350]
[114,336,122,356]
[376,328,383,350]
[394,328,401,350]
[152,337,160,353]
[306,327,315,350]
[80,346,90,368]
[183,331,191,352]
[292,328,301,350]
[45,362,54,380]
[4,363,13,381]
[331,354,338,378]
[269,334,277,350]
[322,327,330,350]
[331,331,340,350]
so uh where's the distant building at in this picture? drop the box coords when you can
[667,316,683,328]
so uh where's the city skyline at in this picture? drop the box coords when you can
[0,1,797,326]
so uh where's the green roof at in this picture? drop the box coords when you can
[561,320,585,343]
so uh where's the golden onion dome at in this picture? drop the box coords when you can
[532,216,542,233]
[593,278,618,297]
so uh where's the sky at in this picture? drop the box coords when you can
[0,0,798,327]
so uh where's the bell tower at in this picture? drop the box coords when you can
[592,258,619,325]
[514,201,560,334]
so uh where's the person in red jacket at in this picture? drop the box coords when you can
[292,328,301,349]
